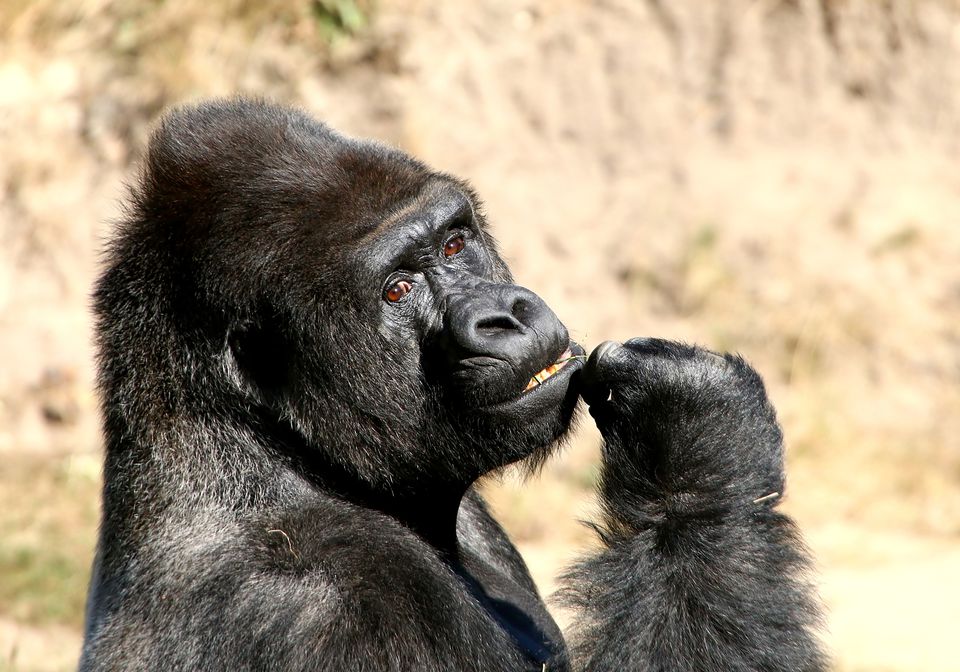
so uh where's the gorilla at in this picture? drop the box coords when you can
[80,99,826,671]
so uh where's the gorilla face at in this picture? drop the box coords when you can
[104,100,582,497]
[359,179,585,464]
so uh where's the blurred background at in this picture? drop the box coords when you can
[1,0,959,669]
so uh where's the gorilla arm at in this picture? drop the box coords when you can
[560,339,827,672]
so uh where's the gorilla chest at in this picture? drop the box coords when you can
[454,546,568,671]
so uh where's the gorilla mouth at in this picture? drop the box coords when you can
[523,347,577,392]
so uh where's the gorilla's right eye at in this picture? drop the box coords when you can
[385,279,413,303]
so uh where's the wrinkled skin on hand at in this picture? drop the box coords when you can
[580,338,786,524]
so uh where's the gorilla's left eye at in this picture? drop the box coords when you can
[443,235,466,258]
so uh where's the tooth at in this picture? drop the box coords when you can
[524,351,577,393]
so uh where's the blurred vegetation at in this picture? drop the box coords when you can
[0,455,99,628]
[0,0,379,126]
[312,0,372,42]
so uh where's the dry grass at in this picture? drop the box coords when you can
[0,454,99,629]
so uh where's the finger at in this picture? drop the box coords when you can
[622,336,661,351]
[622,337,695,360]
[580,340,622,407]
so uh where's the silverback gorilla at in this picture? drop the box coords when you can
[80,99,826,671]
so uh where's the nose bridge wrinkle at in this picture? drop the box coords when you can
[425,267,456,329]
[427,266,484,300]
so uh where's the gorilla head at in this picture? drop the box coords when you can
[95,99,583,524]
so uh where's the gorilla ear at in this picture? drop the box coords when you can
[226,322,291,400]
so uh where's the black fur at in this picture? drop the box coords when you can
[81,100,826,671]
[562,339,827,671]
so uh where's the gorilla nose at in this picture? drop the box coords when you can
[445,284,568,376]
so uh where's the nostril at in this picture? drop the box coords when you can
[510,297,530,323]
[475,314,520,337]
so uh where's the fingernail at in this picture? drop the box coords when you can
[590,340,622,366]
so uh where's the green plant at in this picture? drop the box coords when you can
[312,0,370,42]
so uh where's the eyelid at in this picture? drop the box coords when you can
[444,206,474,234]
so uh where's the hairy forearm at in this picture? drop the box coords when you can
[565,339,828,672]
[562,497,826,672]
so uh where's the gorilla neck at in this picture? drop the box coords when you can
[266,424,473,556]
[305,466,469,557]
[373,483,468,557]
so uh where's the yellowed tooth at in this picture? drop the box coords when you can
[524,350,577,392]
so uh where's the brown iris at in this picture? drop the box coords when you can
[443,235,465,257]
[385,279,412,302]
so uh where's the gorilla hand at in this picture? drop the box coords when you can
[580,338,786,527]
[561,339,827,671]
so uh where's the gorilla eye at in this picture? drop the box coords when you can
[385,279,413,303]
[443,235,466,258]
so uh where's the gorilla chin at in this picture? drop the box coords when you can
[468,341,587,472]
[480,340,586,421]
